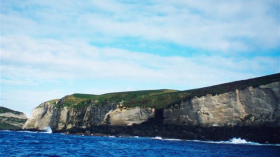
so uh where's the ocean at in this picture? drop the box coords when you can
[0,130,279,157]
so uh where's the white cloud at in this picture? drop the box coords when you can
[1,35,279,115]
[0,0,279,115]
[1,0,279,52]
[1,35,279,87]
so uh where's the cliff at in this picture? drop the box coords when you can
[164,82,280,127]
[0,106,27,130]
[23,73,280,143]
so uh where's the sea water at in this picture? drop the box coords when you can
[0,131,279,157]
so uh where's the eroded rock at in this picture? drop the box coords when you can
[163,82,280,127]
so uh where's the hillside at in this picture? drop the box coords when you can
[23,73,280,143]
[55,73,280,109]
[0,106,27,130]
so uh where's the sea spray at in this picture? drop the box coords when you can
[43,126,52,133]
[229,138,250,144]
[153,136,163,140]
[185,138,267,146]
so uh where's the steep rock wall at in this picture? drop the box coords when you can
[23,101,155,130]
[103,107,154,126]
[23,81,280,131]
[23,101,118,130]
[163,82,280,127]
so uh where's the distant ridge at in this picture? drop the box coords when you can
[0,106,27,130]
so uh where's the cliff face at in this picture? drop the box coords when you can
[23,81,280,131]
[23,101,154,130]
[23,73,280,132]
[0,107,27,130]
[164,82,280,127]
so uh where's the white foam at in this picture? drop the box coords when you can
[186,138,280,146]
[151,137,181,141]
[1,130,11,132]
[148,136,280,146]
[153,136,163,140]
[229,138,251,144]
[17,130,38,133]
[164,138,182,141]
[43,126,52,133]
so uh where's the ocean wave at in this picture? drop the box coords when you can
[0,130,12,132]
[17,130,39,133]
[152,136,163,140]
[16,128,52,134]
[151,136,181,141]
[186,138,280,146]
[150,136,280,146]
[43,126,52,133]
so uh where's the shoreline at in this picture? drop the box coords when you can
[2,129,280,147]
[10,123,280,144]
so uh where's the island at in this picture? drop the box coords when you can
[22,73,280,143]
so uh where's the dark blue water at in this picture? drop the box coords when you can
[0,131,279,157]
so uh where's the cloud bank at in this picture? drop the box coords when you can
[0,0,279,116]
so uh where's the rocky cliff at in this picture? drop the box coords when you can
[0,106,27,130]
[164,82,280,127]
[22,73,280,143]
[23,101,154,130]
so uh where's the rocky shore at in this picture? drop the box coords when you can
[22,119,280,144]
[21,73,280,144]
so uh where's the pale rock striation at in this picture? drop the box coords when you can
[22,101,56,130]
[163,82,280,127]
[23,81,280,131]
[23,100,154,130]
[103,107,154,126]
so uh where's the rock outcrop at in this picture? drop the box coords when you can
[163,82,280,127]
[22,73,280,143]
[23,101,154,130]
[23,80,280,131]
[0,106,27,130]
[103,107,154,126]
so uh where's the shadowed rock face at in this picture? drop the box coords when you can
[163,82,280,127]
[23,80,280,132]
[0,107,27,130]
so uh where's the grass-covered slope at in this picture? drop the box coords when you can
[0,106,27,130]
[55,73,280,109]
[56,89,178,109]
[0,106,23,115]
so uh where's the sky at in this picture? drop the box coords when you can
[0,0,279,117]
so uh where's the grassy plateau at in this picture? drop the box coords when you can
[53,73,280,109]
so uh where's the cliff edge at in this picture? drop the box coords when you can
[23,73,280,143]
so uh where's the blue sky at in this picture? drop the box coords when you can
[1,0,279,116]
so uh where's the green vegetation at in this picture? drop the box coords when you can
[0,117,27,130]
[55,73,280,109]
[0,107,27,130]
[48,99,60,104]
[55,89,178,109]
[0,122,19,130]
[0,106,22,115]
